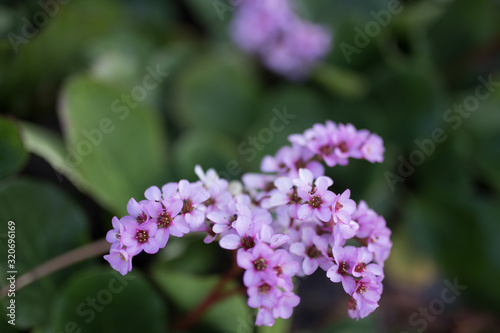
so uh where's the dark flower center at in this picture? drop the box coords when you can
[288,186,301,203]
[310,195,322,208]
[157,211,172,229]
[258,283,271,294]
[335,202,343,210]
[135,230,149,244]
[136,212,147,224]
[354,263,366,273]
[307,245,321,259]
[241,236,255,250]
[356,282,367,294]
[181,199,193,214]
[338,261,350,275]
[254,258,267,271]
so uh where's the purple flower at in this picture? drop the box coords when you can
[106,216,125,249]
[147,199,188,248]
[230,0,331,79]
[352,247,384,279]
[269,177,302,218]
[121,198,150,225]
[326,245,357,293]
[289,227,330,275]
[255,307,275,326]
[273,291,300,320]
[345,276,382,320]
[219,205,274,251]
[248,282,281,309]
[262,19,331,79]
[121,221,159,256]
[296,170,335,222]
[361,134,384,163]
[238,243,279,287]
[176,180,210,230]
[261,145,324,178]
[332,189,356,224]
[104,248,132,276]
[270,249,299,290]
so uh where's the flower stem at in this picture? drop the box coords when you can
[0,238,109,298]
[173,253,244,331]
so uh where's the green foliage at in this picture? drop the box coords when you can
[0,178,90,329]
[1,0,499,331]
[48,268,168,333]
[0,117,27,180]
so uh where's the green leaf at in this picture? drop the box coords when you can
[172,131,242,181]
[59,75,169,216]
[48,268,167,333]
[174,47,259,137]
[312,64,369,99]
[19,121,91,191]
[184,0,232,37]
[0,116,27,180]
[0,178,90,329]
[2,0,126,115]
[152,267,250,333]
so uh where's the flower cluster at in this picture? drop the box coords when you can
[104,121,391,326]
[230,0,331,80]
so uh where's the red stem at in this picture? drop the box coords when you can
[173,253,244,331]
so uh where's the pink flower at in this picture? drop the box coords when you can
[121,198,150,225]
[106,216,125,249]
[270,249,299,290]
[289,227,330,275]
[237,243,279,287]
[296,169,335,222]
[121,221,160,256]
[219,205,274,251]
[268,176,302,218]
[326,246,357,293]
[255,307,275,327]
[332,189,356,224]
[361,134,384,163]
[248,283,281,309]
[104,248,132,276]
[345,276,382,320]
[176,180,210,230]
[261,145,324,178]
[273,291,300,320]
[351,247,384,279]
[147,199,188,248]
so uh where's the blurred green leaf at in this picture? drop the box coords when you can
[19,121,91,191]
[2,0,126,115]
[312,64,369,99]
[152,267,250,333]
[59,75,169,216]
[174,47,259,137]
[184,0,232,37]
[172,130,241,181]
[0,177,90,329]
[0,116,27,180]
[49,268,167,333]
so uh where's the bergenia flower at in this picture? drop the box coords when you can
[177,179,210,230]
[104,248,132,276]
[104,120,390,326]
[121,220,159,256]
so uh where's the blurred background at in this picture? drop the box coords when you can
[1,0,499,332]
